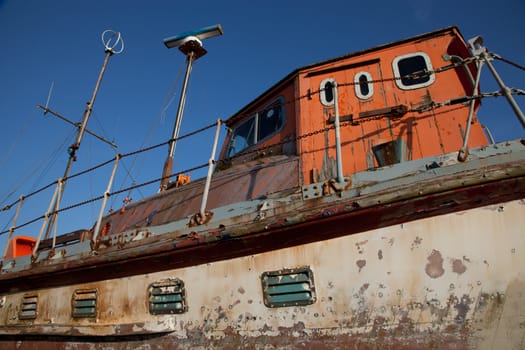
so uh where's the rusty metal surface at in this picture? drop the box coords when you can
[103,155,300,234]
[0,140,524,291]
[2,25,525,349]
[0,199,523,349]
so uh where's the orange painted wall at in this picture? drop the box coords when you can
[296,28,488,184]
[220,28,488,187]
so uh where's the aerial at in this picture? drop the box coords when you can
[0,0,524,348]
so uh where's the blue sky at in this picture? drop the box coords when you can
[0,0,524,250]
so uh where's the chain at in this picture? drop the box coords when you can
[2,51,521,235]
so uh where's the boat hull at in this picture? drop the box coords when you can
[1,198,523,349]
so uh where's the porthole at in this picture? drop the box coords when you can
[392,52,435,90]
[320,78,336,106]
[354,71,374,99]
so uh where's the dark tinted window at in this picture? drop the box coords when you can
[258,104,284,141]
[397,55,430,86]
[228,117,256,157]
[228,98,285,157]
[358,74,370,96]
[323,80,334,104]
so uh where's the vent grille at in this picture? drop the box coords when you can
[148,279,186,315]
[261,267,316,308]
[72,289,98,318]
[19,293,38,320]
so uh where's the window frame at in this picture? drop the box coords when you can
[319,78,336,106]
[392,52,435,90]
[227,96,286,157]
[354,71,374,99]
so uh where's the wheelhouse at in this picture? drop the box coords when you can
[220,26,488,185]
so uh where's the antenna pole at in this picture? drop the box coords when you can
[44,30,124,239]
[63,49,112,180]
[159,25,223,191]
[160,51,195,191]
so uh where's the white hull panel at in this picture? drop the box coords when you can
[1,199,523,349]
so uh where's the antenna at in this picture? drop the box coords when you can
[159,24,223,191]
[44,81,54,110]
[41,30,124,240]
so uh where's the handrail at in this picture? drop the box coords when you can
[1,196,24,260]
[200,119,222,218]
[458,58,484,162]
[332,82,345,185]
[92,154,121,242]
[1,53,523,252]
[32,179,63,258]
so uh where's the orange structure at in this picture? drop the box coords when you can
[220,27,488,185]
[4,236,36,259]
[2,26,524,349]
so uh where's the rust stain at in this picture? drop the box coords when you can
[358,283,369,295]
[454,294,473,322]
[377,249,383,260]
[425,249,445,278]
[355,240,368,254]
[452,259,467,274]
[411,236,422,250]
[356,259,366,272]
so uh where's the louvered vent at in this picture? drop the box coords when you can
[19,293,38,320]
[148,278,186,315]
[261,267,316,308]
[72,289,98,318]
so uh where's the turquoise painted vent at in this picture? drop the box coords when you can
[261,267,316,308]
[148,278,187,315]
[72,289,98,318]
[19,293,38,320]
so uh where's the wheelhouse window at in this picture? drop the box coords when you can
[228,97,285,157]
[392,52,435,90]
[354,71,374,99]
[320,78,336,106]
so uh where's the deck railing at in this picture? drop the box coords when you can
[1,44,523,261]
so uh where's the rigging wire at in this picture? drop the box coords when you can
[2,52,524,236]
[492,53,525,72]
[0,117,76,208]
[109,57,186,210]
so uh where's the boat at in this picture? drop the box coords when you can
[0,25,524,349]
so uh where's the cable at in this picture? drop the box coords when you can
[492,53,525,72]
[2,53,523,235]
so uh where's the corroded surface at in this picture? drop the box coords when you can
[0,199,524,349]
[1,25,524,349]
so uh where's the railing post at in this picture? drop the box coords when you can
[200,119,222,217]
[483,51,525,129]
[32,179,62,258]
[2,196,25,260]
[458,59,484,161]
[92,154,120,243]
[333,82,345,184]
[51,179,64,249]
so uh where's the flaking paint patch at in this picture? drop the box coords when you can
[356,259,366,272]
[452,259,467,274]
[411,236,422,250]
[425,249,445,278]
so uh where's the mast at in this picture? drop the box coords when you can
[43,30,124,239]
[159,24,223,191]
